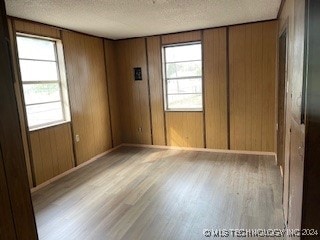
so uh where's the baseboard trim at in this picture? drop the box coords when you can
[31,144,122,193]
[122,143,277,157]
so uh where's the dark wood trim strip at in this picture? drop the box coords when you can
[66,121,77,168]
[300,0,309,125]
[145,37,154,145]
[201,30,206,148]
[0,133,17,239]
[277,0,286,19]
[102,39,115,148]
[226,27,231,150]
[160,36,168,146]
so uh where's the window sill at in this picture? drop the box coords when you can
[29,120,70,132]
[165,109,203,112]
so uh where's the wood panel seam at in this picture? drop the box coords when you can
[160,36,168,146]
[145,38,154,145]
[103,39,115,148]
[226,27,231,149]
[201,30,207,148]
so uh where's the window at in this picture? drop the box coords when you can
[163,42,202,111]
[16,34,70,130]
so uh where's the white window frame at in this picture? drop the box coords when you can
[162,41,203,112]
[16,33,71,131]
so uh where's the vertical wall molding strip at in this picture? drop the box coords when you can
[145,37,154,145]
[103,40,115,148]
[201,30,207,148]
[226,27,231,149]
[160,36,168,146]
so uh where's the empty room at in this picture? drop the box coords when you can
[1,0,320,239]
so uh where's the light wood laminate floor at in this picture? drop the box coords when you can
[32,146,284,240]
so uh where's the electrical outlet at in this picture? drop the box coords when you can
[75,134,80,142]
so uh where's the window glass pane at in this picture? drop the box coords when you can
[167,78,202,94]
[165,44,201,62]
[23,83,61,105]
[167,94,202,109]
[16,34,70,128]
[164,42,203,110]
[16,36,56,61]
[26,102,64,128]
[166,61,201,78]
[19,60,59,81]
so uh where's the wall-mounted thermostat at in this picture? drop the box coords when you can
[134,67,142,81]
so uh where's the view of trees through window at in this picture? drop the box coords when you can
[16,35,65,129]
[163,43,202,110]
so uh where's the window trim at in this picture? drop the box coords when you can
[16,33,70,131]
[162,41,203,112]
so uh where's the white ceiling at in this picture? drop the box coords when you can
[5,0,281,40]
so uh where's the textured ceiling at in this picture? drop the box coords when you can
[5,0,281,40]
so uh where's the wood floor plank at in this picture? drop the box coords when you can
[32,146,284,240]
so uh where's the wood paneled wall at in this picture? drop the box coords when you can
[229,21,277,152]
[162,31,201,45]
[10,19,72,188]
[115,22,277,151]
[62,30,113,164]
[29,124,74,185]
[10,19,114,187]
[165,112,204,148]
[114,32,206,148]
[14,19,60,39]
[203,28,228,149]
[104,40,122,147]
[115,38,152,144]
